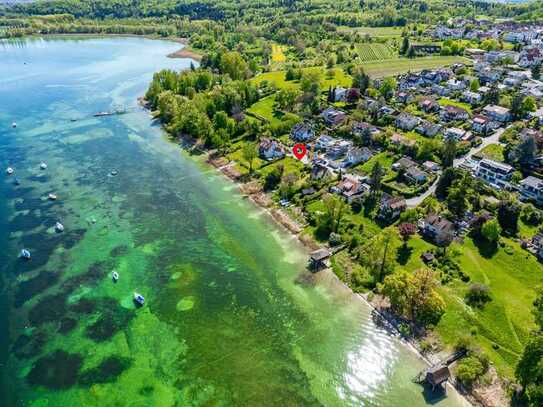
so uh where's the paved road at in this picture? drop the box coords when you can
[405,126,508,208]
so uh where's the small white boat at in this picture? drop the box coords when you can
[55,222,64,232]
[133,292,145,306]
[112,271,119,282]
[20,249,31,260]
[48,193,57,201]
[6,167,14,175]
[40,162,47,170]
[12,122,17,128]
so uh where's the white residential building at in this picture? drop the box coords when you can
[475,158,514,189]
[520,176,543,205]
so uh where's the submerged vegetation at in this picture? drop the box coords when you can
[6,0,543,405]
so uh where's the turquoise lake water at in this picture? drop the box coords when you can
[0,36,469,406]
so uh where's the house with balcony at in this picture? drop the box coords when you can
[378,193,406,221]
[419,98,440,113]
[416,120,442,137]
[342,147,373,167]
[440,105,470,122]
[396,113,421,131]
[326,139,353,160]
[446,79,467,92]
[461,90,483,105]
[444,127,469,141]
[291,122,315,142]
[321,107,347,127]
[520,176,543,205]
[314,135,333,151]
[475,158,514,189]
[483,105,512,123]
[331,174,370,203]
[419,214,455,245]
[471,115,492,134]
[259,138,285,161]
[405,166,429,184]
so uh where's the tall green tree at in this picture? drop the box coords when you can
[379,77,396,100]
[351,66,370,94]
[400,36,410,55]
[497,198,520,236]
[381,268,446,326]
[359,227,401,284]
[442,137,457,168]
[532,63,541,80]
[481,219,501,243]
[369,161,384,193]
[242,143,258,173]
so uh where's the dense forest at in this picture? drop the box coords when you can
[3,0,543,24]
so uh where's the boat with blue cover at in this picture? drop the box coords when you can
[133,292,145,306]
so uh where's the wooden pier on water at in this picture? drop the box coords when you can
[413,349,467,391]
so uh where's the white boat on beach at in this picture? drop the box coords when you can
[55,222,64,232]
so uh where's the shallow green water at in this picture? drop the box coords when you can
[0,36,468,406]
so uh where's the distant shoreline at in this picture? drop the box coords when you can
[19,33,203,62]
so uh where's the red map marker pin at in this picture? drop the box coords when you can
[292,143,307,160]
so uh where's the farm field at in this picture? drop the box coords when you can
[338,26,405,37]
[271,44,287,63]
[359,56,470,78]
[355,43,396,61]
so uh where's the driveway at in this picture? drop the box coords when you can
[406,126,509,208]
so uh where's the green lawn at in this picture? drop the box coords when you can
[226,145,265,173]
[476,144,505,162]
[252,67,352,91]
[438,97,473,115]
[402,235,543,377]
[359,56,470,78]
[258,156,304,178]
[355,152,395,175]
[246,95,285,126]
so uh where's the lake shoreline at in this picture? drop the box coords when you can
[148,117,479,406]
[138,39,479,406]
[20,33,203,62]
